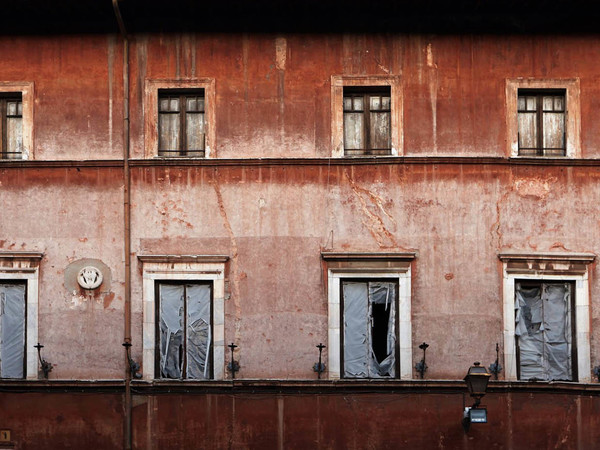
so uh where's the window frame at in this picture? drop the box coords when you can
[157,89,207,157]
[516,89,566,156]
[145,79,216,159]
[499,252,594,382]
[154,281,214,380]
[514,279,577,381]
[322,252,415,380]
[0,252,42,380]
[340,278,400,379]
[0,82,34,161]
[331,75,402,158]
[506,78,580,158]
[342,87,392,156]
[138,255,227,381]
[0,280,27,378]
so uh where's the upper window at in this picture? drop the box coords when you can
[158,90,206,157]
[145,79,215,158]
[343,87,391,156]
[517,90,565,157]
[1,94,23,159]
[331,75,402,158]
[515,281,575,381]
[342,279,398,378]
[506,78,580,158]
[156,282,212,379]
[0,282,26,378]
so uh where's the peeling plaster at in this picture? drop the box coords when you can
[210,171,242,348]
[344,170,398,249]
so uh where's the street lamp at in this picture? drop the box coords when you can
[462,361,491,432]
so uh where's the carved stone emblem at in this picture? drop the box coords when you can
[77,266,103,290]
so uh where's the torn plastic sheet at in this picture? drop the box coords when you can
[343,281,396,378]
[0,284,26,378]
[515,283,571,381]
[186,284,211,379]
[159,284,184,379]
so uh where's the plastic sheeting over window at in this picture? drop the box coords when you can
[343,281,397,378]
[158,283,212,379]
[0,283,26,378]
[515,282,573,381]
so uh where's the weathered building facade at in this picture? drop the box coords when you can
[2,1,600,448]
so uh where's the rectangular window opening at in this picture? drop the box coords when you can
[515,281,577,381]
[1,93,24,160]
[158,89,206,158]
[341,279,399,378]
[517,89,566,157]
[343,87,391,157]
[155,281,213,380]
[0,282,27,378]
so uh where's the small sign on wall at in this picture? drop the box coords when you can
[0,429,11,441]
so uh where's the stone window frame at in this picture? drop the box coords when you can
[506,78,581,158]
[144,79,216,159]
[138,255,228,381]
[0,252,43,379]
[322,252,415,380]
[0,82,34,161]
[331,75,402,158]
[499,252,595,382]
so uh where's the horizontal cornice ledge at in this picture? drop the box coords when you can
[137,254,229,264]
[498,252,596,264]
[321,251,418,261]
[5,157,600,169]
[0,251,44,260]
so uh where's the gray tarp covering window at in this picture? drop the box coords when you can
[159,283,211,379]
[515,282,572,381]
[343,281,396,378]
[0,283,26,378]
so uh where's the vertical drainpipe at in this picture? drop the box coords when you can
[112,1,132,449]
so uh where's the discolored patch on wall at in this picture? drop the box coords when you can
[64,258,114,309]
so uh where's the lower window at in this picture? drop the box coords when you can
[515,281,576,381]
[342,280,398,378]
[0,282,26,378]
[156,282,213,379]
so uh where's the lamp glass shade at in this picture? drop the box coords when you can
[464,362,491,397]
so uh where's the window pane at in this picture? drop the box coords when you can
[353,97,364,111]
[518,96,526,111]
[17,101,22,116]
[186,97,197,112]
[169,98,180,111]
[6,117,23,159]
[526,96,537,111]
[370,111,391,150]
[159,98,170,112]
[7,101,18,116]
[543,96,554,110]
[370,96,381,111]
[186,113,206,152]
[343,112,364,150]
[343,97,352,110]
[381,96,391,110]
[543,112,565,150]
[158,113,181,155]
[518,112,538,150]
[343,282,369,378]
[0,284,26,378]
[554,96,564,111]
[186,284,211,379]
[159,284,184,379]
